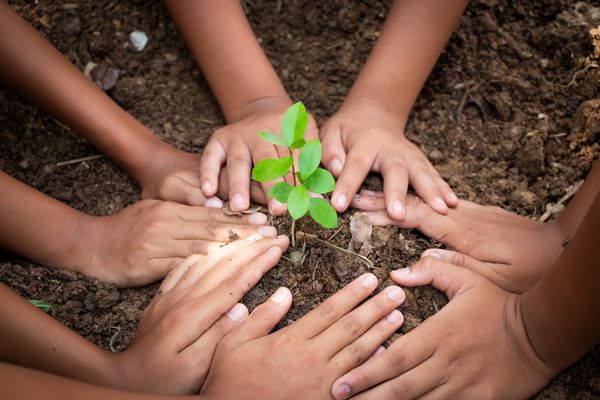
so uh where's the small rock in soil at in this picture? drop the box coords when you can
[61,16,81,34]
[130,31,148,52]
[349,213,373,256]
[510,189,539,209]
[91,66,120,91]
[516,130,546,178]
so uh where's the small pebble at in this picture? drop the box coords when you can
[130,31,148,51]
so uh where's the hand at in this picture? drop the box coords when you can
[200,273,406,399]
[331,256,554,400]
[78,200,277,287]
[320,100,457,220]
[112,235,289,394]
[353,192,565,293]
[199,96,319,215]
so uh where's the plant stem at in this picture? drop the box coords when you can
[291,218,296,248]
[289,148,298,186]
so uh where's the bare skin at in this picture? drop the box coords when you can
[0,235,289,395]
[351,161,600,293]
[321,0,467,220]
[164,0,319,215]
[332,190,600,399]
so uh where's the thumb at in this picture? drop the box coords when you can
[225,287,292,347]
[320,123,346,178]
[391,255,476,300]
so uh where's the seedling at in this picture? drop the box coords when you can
[251,101,338,245]
[29,299,55,312]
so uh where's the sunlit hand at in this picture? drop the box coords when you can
[320,100,457,221]
[79,200,277,287]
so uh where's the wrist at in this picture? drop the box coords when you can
[228,95,292,123]
[338,96,409,130]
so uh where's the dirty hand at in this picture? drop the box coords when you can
[320,100,457,221]
[198,96,319,215]
[353,192,564,293]
[200,273,405,399]
[112,235,289,394]
[79,200,277,287]
[331,255,553,400]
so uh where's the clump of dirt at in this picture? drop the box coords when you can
[0,1,598,398]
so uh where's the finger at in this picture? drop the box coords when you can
[176,205,268,225]
[347,356,446,400]
[329,309,403,374]
[218,167,268,205]
[351,194,386,211]
[182,303,248,355]
[379,156,409,220]
[390,256,476,300]
[332,148,375,212]
[434,174,459,207]
[226,146,252,211]
[318,286,405,351]
[320,124,346,178]
[408,160,449,215]
[359,189,384,197]
[292,273,379,337]
[200,139,226,197]
[176,235,289,293]
[225,287,293,346]
[158,254,204,294]
[158,171,218,207]
[171,220,277,241]
[167,239,227,257]
[170,245,284,351]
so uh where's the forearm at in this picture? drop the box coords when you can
[343,0,468,121]
[0,284,118,388]
[0,171,91,272]
[163,0,290,122]
[520,191,600,373]
[0,1,164,182]
[0,362,198,400]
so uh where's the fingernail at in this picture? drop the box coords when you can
[246,233,264,241]
[205,197,223,208]
[448,192,458,203]
[393,267,411,276]
[361,273,378,288]
[386,286,404,301]
[267,246,281,256]
[423,250,442,259]
[201,181,213,194]
[335,193,347,209]
[331,159,343,175]
[391,200,405,217]
[231,193,246,210]
[259,226,277,237]
[373,346,385,357]
[248,213,267,225]
[433,196,447,211]
[336,383,351,397]
[270,199,285,213]
[226,303,247,322]
[270,287,289,304]
[386,309,402,323]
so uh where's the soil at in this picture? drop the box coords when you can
[1,0,599,398]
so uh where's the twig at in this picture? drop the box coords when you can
[567,63,599,87]
[56,154,102,166]
[297,231,374,269]
[538,180,583,222]
[326,224,344,242]
[109,326,121,353]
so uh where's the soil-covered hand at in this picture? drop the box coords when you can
[112,235,289,394]
[78,200,277,287]
[199,96,319,215]
[331,255,553,400]
[320,100,457,221]
[200,273,406,399]
[353,192,564,293]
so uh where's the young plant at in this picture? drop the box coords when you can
[251,101,338,233]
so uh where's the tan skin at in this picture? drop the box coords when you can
[0,235,289,395]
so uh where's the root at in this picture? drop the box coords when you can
[296,231,374,269]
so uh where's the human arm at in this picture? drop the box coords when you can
[320,0,468,220]
[0,235,289,394]
[0,171,276,286]
[163,0,318,214]
[330,193,600,399]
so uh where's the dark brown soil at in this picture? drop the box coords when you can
[1,0,599,398]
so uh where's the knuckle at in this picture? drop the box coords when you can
[345,341,368,365]
[387,353,407,375]
[229,154,250,166]
[188,240,209,255]
[421,255,438,271]
[346,154,369,171]
[388,379,414,399]
[317,301,338,321]
[340,315,361,337]
[205,222,219,237]
[211,318,233,338]
[153,200,177,217]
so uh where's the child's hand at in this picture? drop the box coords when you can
[112,235,289,394]
[199,273,405,400]
[330,256,553,400]
[320,100,457,220]
[353,192,565,293]
[79,200,278,287]
[198,97,319,215]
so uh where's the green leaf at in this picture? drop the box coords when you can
[287,185,310,220]
[251,156,293,182]
[299,139,322,179]
[258,131,286,147]
[309,198,338,228]
[29,299,55,312]
[268,182,293,203]
[281,101,308,147]
[289,138,306,150]
[304,168,335,194]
